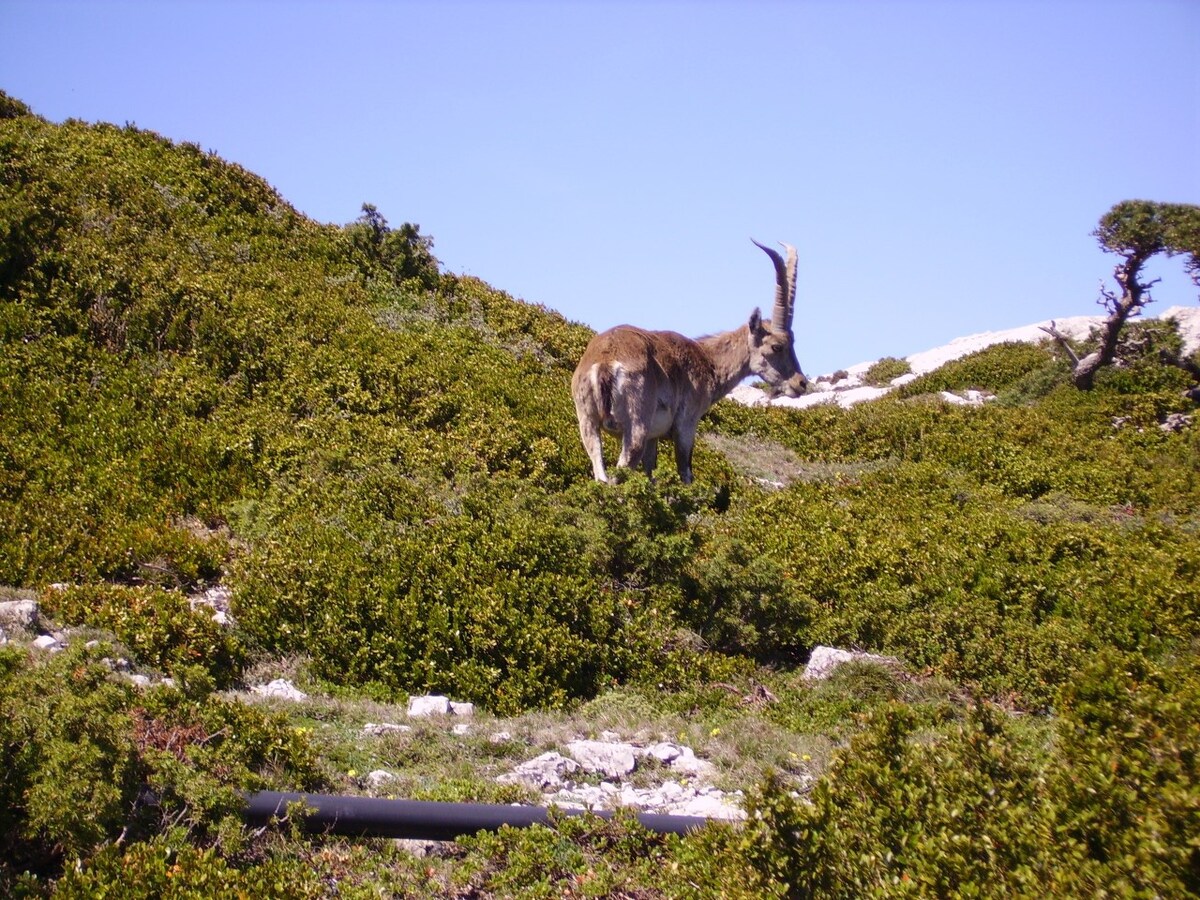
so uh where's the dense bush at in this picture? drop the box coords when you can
[0,644,321,885]
[862,355,912,386]
[231,474,732,713]
[3,93,1199,894]
[741,650,1200,897]
[895,340,1061,399]
[39,584,244,686]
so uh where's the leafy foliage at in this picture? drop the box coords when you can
[895,340,1062,399]
[39,584,244,686]
[2,96,1199,893]
[862,355,912,385]
[0,644,320,884]
[741,651,1200,897]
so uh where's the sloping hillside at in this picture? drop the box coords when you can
[2,95,1199,896]
[731,304,1200,409]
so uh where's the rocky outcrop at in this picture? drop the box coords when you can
[803,645,902,680]
[496,736,743,821]
[249,678,310,702]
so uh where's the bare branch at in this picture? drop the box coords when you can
[1039,320,1081,366]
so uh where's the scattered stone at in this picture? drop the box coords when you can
[803,645,901,680]
[662,745,717,781]
[489,731,513,744]
[366,769,397,790]
[363,722,412,737]
[1160,412,1193,433]
[128,674,152,688]
[452,723,472,736]
[644,742,682,766]
[497,752,580,791]
[940,389,993,406]
[0,599,39,633]
[31,634,62,652]
[407,695,451,718]
[496,739,740,822]
[565,740,639,779]
[250,678,309,702]
[0,625,7,646]
[188,585,235,627]
[393,838,443,858]
[449,701,475,718]
[547,779,744,821]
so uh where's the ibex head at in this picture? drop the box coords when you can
[749,239,808,398]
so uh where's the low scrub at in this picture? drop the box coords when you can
[862,355,912,386]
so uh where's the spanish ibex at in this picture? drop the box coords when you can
[571,240,807,483]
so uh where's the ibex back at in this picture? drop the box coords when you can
[571,240,807,483]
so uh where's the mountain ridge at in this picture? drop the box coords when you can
[731,304,1200,409]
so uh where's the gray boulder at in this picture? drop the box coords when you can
[250,678,309,702]
[406,695,451,717]
[497,752,580,791]
[565,739,639,779]
[0,599,39,633]
[803,645,900,680]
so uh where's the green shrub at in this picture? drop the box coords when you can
[862,356,912,386]
[230,475,721,712]
[455,811,672,898]
[0,644,321,887]
[897,341,1060,398]
[743,702,1051,897]
[1048,649,1200,894]
[740,652,1200,897]
[53,839,327,899]
[39,584,243,685]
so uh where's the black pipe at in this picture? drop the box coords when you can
[245,791,714,841]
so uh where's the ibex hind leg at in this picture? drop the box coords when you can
[617,424,650,476]
[577,416,609,483]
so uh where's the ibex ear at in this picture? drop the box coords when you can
[748,307,766,336]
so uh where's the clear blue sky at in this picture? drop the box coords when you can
[3,0,1197,374]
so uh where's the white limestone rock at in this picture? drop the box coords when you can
[0,599,39,633]
[406,695,451,717]
[566,739,639,779]
[250,678,309,702]
[366,770,397,791]
[32,634,62,652]
[803,645,900,680]
[497,752,581,791]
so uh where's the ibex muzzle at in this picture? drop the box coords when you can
[571,240,807,483]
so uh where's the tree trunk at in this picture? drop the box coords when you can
[1041,250,1153,390]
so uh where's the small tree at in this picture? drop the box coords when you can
[1042,200,1200,389]
[345,203,440,290]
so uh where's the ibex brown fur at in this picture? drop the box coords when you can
[571,240,807,483]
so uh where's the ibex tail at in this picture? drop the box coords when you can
[594,362,619,432]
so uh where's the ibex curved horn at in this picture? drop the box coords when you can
[751,239,798,333]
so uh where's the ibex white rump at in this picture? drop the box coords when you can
[571,240,807,483]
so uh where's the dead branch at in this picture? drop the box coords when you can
[1038,321,1081,366]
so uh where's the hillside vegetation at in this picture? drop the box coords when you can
[2,93,1198,896]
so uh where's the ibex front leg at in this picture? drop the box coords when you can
[642,439,659,478]
[672,432,696,484]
